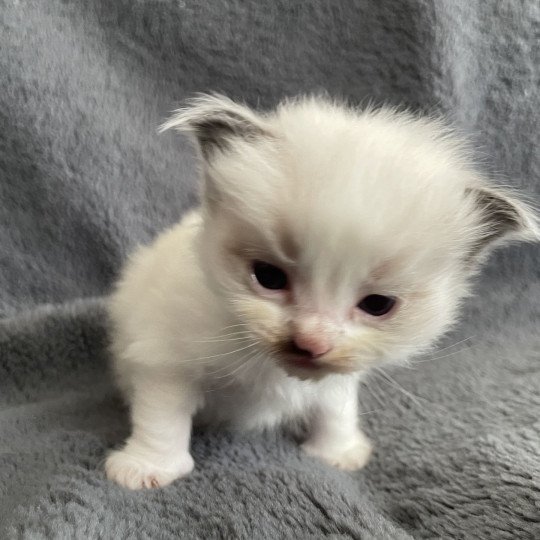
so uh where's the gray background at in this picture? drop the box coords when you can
[1,1,539,538]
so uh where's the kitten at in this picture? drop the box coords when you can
[105,94,538,489]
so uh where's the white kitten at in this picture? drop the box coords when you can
[105,94,538,489]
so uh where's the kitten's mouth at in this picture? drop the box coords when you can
[284,352,322,371]
[269,341,356,380]
[273,342,358,380]
[279,356,324,380]
[275,341,326,379]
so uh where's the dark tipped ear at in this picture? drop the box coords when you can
[159,94,271,158]
[467,185,539,255]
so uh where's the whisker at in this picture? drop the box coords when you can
[361,376,388,410]
[225,351,263,380]
[215,323,249,333]
[187,335,253,344]
[415,345,475,364]
[174,325,252,344]
[373,367,427,409]
[408,336,476,365]
[236,348,265,382]
[205,351,264,392]
[204,356,247,378]
[211,330,253,338]
[434,335,475,354]
[205,346,260,377]
[175,341,259,366]
[358,408,383,416]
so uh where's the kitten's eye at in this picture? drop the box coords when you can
[357,294,396,316]
[252,261,288,290]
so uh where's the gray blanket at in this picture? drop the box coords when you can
[1,1,539,538]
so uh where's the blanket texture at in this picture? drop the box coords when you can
[1,1,539,538]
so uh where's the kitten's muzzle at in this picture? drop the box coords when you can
[279,336,332,371]
[275,339,357,379]
[291,333,332,359]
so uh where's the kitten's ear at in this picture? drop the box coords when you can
[159,93,271,158]
[467,185,539,256]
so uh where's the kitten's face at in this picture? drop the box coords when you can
[165,95,537,380]
[200,168,470,380]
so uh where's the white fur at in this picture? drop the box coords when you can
[105,95,537,489]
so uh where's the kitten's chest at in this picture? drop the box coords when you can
[197,358,315,430]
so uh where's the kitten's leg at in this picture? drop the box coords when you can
[302,380,372,471]
[105,371,200,489]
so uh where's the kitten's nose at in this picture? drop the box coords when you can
[292,334,332,358]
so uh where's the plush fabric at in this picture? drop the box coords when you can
[1,1,538,538]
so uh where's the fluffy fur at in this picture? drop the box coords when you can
[105,95,538,489]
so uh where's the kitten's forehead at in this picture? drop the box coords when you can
[278,211,402,291]
[223,176,472,301]
[276,114,479,280]
[267,195,471,303]
[214,102,483,295]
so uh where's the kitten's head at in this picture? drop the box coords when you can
[162,94,538,380]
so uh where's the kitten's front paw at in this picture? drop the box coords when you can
[105,449,194,489]
[302,433,373,471]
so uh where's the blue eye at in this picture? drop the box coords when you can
[252,261,288,290]
[357,294,396,316]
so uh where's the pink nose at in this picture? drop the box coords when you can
[292,334,332,358]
